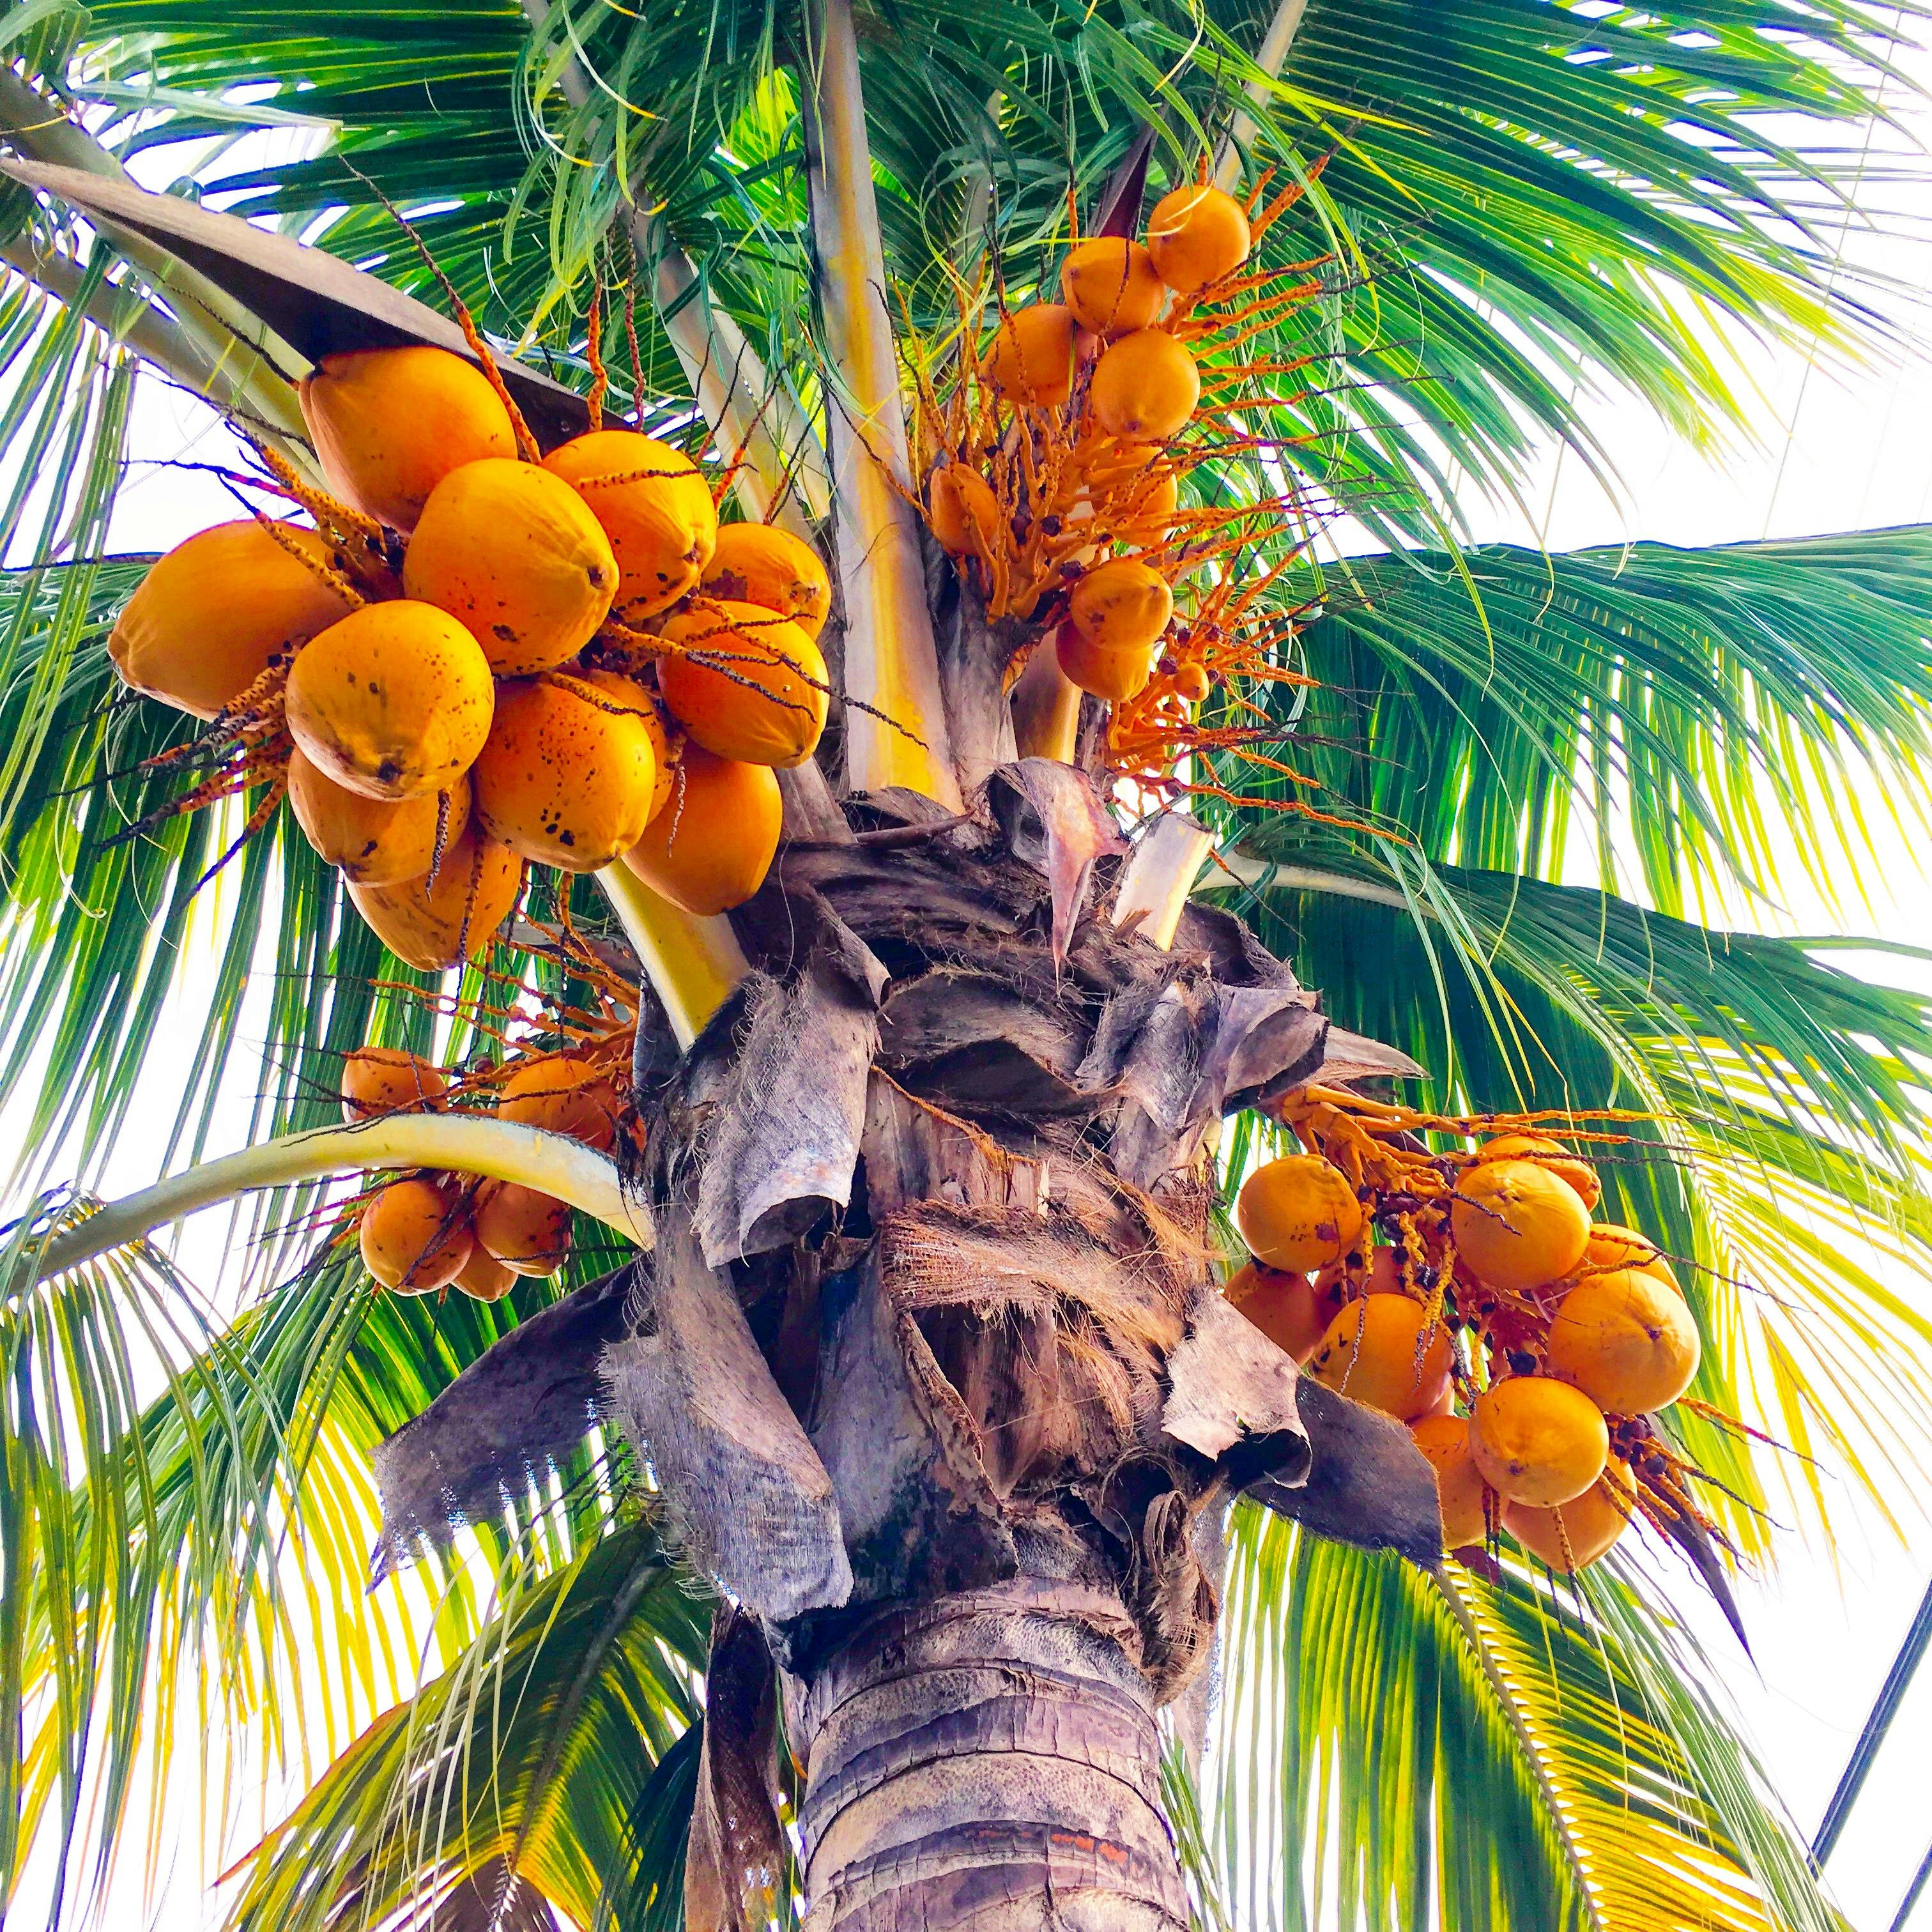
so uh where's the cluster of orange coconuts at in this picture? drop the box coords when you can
[340,1040,626,1298]
[926,179,1254,709]
[109,344,832,965]
[1228,1135,1702,1574]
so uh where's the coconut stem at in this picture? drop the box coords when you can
[1114,811,1214,950]
[595,863,746,1050]
[1213,0,1311,194]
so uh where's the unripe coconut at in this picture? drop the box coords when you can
[1061,237,1167,338]
[986,304,1078,407]
[500,1056,621,1150]
[402,459,617,676]
[1450,1157,1591,1293]
[287,749,470,885]
[620,745,782,916]
[1583,1222,1679,1292]
[286,601,494,801]
[1478,1131,1601,1210]
[1544,1268,1701,1415]
[1504,1462,1631,1574]
[1469,1376,1608,1507]
[929,463,1004,556]
[454,1243,517,1302]
[702,523,832,641]
[111,520,359,719]
[348,829,523,970]
[301,347,516,533]
[543,430,719,622]
[1307,1294,1454,1421]
[1057,624,1153,703]
[470,671,659,871]
[1174,662,1211,703]
[358,1176,473,1293]
[1236,1152,1364,1273]
[1411,1415,1491,1551]
[472,1180,572,1277]
[340,1045,448,1120]
[1225,1259,1339,1363]
[657,601,828,767]
[1089,329,1200,442]
[1146,183,1253,293]
[1069,558,1174,655]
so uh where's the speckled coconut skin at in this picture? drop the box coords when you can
[347,828,523,969]
[286,751,471,885]
[657,599,828,767]
[542,428,719,622]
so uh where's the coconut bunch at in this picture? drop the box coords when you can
[108,342,831,966]
[1225,1088,1711,1577]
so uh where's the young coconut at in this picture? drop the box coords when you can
[702,523,832,640]
[286,601,494,801]
[1306,1294,1454,1421]
[620,746,783,916]
[1410,1415,1491,1551]
[287,750,470,886]
[472,1180,572,1277]
[1069,558,1174,655]
[454,1243,517,1302]
[402,459,618,675]
[657,601,829,767]
[358,1175,473,1293]
[1089,330,1200,442]
[470,670,660,871]
[1544,1269,1701,1414]
[1061,238,1167,338]
[1146,183,1253,293]
[1504,1462,1632,1574]
[1583,1222,1680,1292]
[340,1046,448,1120]
[348,829,523,970]
[1057,624,1154,704]
[1450,1157,1591,1292]
[500,1056,621,1150]
[1314,1245,1404,1301]
[1236,1153,1365,1273]
[300,347,517,533]
[1225,1259,1340,1364]
[1478,1131,1601,1209]
[928,463,1004,557]
[1469,1376,1608,1507]
[111,520,360,719]
[986,304,1078,407]
[543,430,718,622]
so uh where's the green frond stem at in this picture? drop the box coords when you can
[1218,851,1407,912]
[804,0,962,806]
[35,1115,653,1282]
[0,233,213,392]
[1213,0,1310,193]
[594,862,744,1050]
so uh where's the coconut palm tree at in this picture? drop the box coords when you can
[2,0,1931,1927]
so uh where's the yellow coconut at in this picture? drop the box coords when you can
[110,520,360,719]
[300,347,517,533]
[340,1046,448,1121]
[1146,184,1253,294]
[1089,329,1200,442]
[402,458,618,676]
[1449,1158,1591,1293]
[1225,1259,1340,1364]
[1314,1243,1404,1303]
[1411,1414,1491,1551]
[1545,1268,1701,1415]
[1583,1222,1680,1292]
[470,671,659,871]
[1061,237,1167,338]
[657,600,828,767]
[286,600,495,801]
[1478,1131,1602,1210]
[1235,1153,1365,1273]
[986,304,1078,407]
[1469,1376,1608,1507]
[1307,1294,1454,1421]
[702,523,832,641]
[1068,557,1174,656]
[472,1180,572,1278]
[500,1056,621,1151]
[543,429,719,622]
[1056,624,1153,704]
[358,1176,473,1293]
[348,829,524,970]
[287,749,470,886]
[620,744,782,916]
[454,1243,517,1303]
[928,463,1005,556]
[1504,1462,1632,1574]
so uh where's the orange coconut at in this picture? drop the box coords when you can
[1449,1158,1591,1293]
[928,463,1004,556]
[1307,1294,1454,1421]
[1314,1243,1404,1303]
[340,1046,448,1121]
[702,523,832,641]
[1225,1259,1339,1364]
[543,430,719,622]
[1478,1131,1601,1210]
[1504,1462,1632,1574]
[620,745,781,916]
[1089,329,1200,442]
[1583,1222,1680,1292]
[470,671,659,871]
[1061,237,1167,338]
[300,347,517,533]
[657,601,828,767]
[348,829,523,970]
[986,304,1078,407]
[1056,624,1153,704]
[500,1057,620,1151]
[287,749,470,886]
[1469,1376,1608,1507]
[358,1176,473,1293]
[286,601,494,801]
[1236,1153,1364,1273]
[402,459,617,676]
[1545,1268,1701,1415]
[1146,183,1252,294]
[454,1243,517,1303]
[110,520,360,719]
[1068,557,1174,656]
[1411,1415,1491,1551]
[473,1180,572,1278]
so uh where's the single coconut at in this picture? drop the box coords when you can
[1469,1376,1608,1507]
[358,1175,473,1293]
[1236,1152,1365,1273]
[454,1243,517,1303]
[1061,237,1167,337]
[1583,1222,1680,1292]
[1544,1268,1701,1415]
[620,745,782,916]
[472,1180,572,1277]
[1504,1462,1632,1574]
[1146,183,1253,293]
[1307,1294,1454,1421]
[1477,1131,1601,1210]
[1069,557,1175,655]
[543,429,719,622]
[701,523,832,640]
[928,463,1004,556]
[287,749,469,885]
[1056,623,1154,703]
[1089,329,1200,442]
[1450,1157,1591,1292]
[986,304,1079,407]
[339,1045,448,1120]
[1411,1414,1491,1551]
[1314,1244,1404,1302]
[348,829,523,970]
[500,1056,621,1151]
[657,600,829,767]
[1225,1259,1340,1363]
